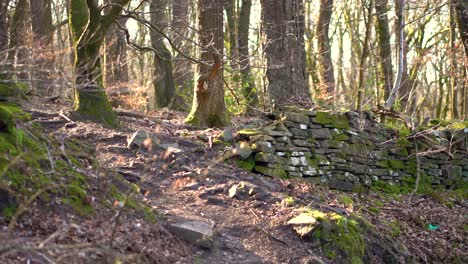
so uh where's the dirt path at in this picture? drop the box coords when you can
[23,99,467,264]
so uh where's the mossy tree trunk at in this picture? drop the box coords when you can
[185,0,229,128]
[69,0,129,127]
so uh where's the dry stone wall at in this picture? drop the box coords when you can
[239,107,468,192]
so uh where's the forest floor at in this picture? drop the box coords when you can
[2,97,467,263]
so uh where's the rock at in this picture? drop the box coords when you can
[288,213,318,237]
[309,128,332,139]
[254,166,288,179]
[251,141,274,153]
[282,112,310,124]
[290,128,309,138]
[228,181,263,199]
[329,180,353,191]
[167,219,216,249]
[220,128,235,142]
[233,142,252,159]
[107,145,129,154]
[269,130,293,137]
[127,130,162,152]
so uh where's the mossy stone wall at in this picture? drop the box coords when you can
[240,107,468,192]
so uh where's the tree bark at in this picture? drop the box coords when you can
[375,0,394,103]
[69,0,129,127]
[30,0,54,94]
[104,19,128,89]
[356,0,373,110]
[224,0,237,66]
[150,0,176,109]
[316,0,335,102]
[394,0,411,113]
[8,0,31,81]
[185,0,229,127]
[454,0,468,119]
[238,0,257,112]
[261,0,311,108]
[172,0,192,109]
[0,0,9,55]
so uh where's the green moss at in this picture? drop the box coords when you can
[254,166,288,179]
[338,194,354,207]
[377,159,405,170]
[384,220,401,238]
[62,176,94,216]
[282,196,296,207]
[306,209,366,263]
[313,112,350,129]
[237,156,255,171]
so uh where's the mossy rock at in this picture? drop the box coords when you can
[303,209,407,263]
[254,166,288,179]
[237,156,255,171]
[313,112,350,129]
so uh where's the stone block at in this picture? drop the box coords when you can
[254,166,288,179]
[309,128,332,139]
[329,180,353,191]
[282,112,310,124]
[290,128,309,138]
[251,141,274,153]
[292,139,314,147]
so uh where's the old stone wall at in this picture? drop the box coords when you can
[239,107,468,192]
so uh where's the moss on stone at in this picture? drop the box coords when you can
[305,209,366,263]
[313,112,350,129]
[254,166,288,179]
[237,156,255,171]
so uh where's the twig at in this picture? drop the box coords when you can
[254,225,288,246]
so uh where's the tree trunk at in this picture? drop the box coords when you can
[395,0,411,113]
[316,0,335,102]
[172,0,192,110]
[185,0,229,127]
[261,0,311,108]
[238,0,257,112]
[9,0,31,81]
[104,18,128,89]
[454,0,468,58]
[150,0,176,109]
[0,0,9,55]
[454,0,468,119]
[30,0,54,94]
[224,0,237,66]
[69,0,129,127]
[374,0,394,102]
[356,0,373,110]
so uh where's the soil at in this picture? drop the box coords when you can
[1,97,467,263]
